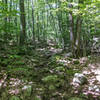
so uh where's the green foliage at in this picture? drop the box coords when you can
[66,68,80,76]
[8,54,22,60]
[34,96,41,100]
[42,75,58,83]
[23,85,32,97]
[68,97,83,100]
[9,96,20,100]
[54,66,65,72]
[12,61,25,65]
[48,84,56,90]
[7,65,32,78]
[73,60,80,64]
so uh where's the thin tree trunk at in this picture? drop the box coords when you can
[68,2,75,57]
[75,0,84,57]
[75,17,82,57]
[19,0,26,45]
[4,0,8,42]
[31,0,35,43]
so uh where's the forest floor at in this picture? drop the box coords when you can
[0,43,100,100]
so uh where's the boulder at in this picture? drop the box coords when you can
[72,73,87,85]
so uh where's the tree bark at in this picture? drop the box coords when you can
[31,0,35,43]
[75,0,84,57]
[19,0,26,45]
[68,3,75,57]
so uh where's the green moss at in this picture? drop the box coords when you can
[8,54,22,59]
[12,61,25,65]
[54,66,65,72]
[49,84,56,90]
[42,75,58,83]
[9,96,20,100]
[73,60,80,64]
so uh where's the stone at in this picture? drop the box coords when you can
[64,52,72,57]
[91,36,100,53]
[89,85,100,92]
[73,73,87,85]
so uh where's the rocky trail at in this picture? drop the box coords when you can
[0,45,100,100]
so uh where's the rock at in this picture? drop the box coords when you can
[73,73,87,85]
[91,36,100,53]
[64,52,72,57]
[68,97,83,100]
[89,85,100,92]
[79,57,88,64]
[96,75,100,82]
[9,96,20,100]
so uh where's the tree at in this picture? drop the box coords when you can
[19,0,26,45]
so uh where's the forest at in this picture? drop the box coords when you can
[0,0,100,100]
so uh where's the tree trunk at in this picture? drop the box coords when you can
[19,0,26,45]
[75,0,84,57]
[68,3,75,57]
[4,0,8,42]
[31,0,35,43]
[75,17,82,57]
